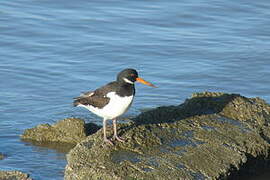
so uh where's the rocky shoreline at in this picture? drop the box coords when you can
[5,92,270,179]
[64,92,270,179]
[0,171,32,180]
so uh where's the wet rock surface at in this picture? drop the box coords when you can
[21,118,101,145]
[64,92,270,180]
[0,171,32,180]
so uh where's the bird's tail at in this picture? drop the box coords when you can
[73,97,81,107]
[73,91,93,107]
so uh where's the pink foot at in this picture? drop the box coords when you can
[113,135,126,142]
[104,138,114,146]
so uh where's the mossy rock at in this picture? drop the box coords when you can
[21,118,101,145]
[0,171,32,180]
[64,92,270,179]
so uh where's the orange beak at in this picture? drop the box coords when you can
[136,77,157,88]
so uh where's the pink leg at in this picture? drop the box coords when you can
[103,118,114,145]
[112,118,125,142]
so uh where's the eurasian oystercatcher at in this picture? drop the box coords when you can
[73,68,156,145]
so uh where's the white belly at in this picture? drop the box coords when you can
[79,92,134,120]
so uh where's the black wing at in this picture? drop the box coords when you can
[73,81,118,108]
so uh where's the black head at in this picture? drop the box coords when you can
[116,68,157,87]
[117,68,138,84]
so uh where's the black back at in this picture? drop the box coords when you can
[74,68,138,108]
[73,80,135,108]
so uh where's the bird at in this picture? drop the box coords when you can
[73,68,156,145]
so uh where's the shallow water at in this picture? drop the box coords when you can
[1,0,270,179]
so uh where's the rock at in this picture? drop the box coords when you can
[21,118,101,145]
[0,171,32,180]
[0,153,4,160]
[64,92,270,179]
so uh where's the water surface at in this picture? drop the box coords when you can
[1,0,270,179]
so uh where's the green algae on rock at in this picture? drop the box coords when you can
[0,171,32,180]
[64,92,270,179]
[21,118,101,144]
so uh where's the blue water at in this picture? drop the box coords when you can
[1,0,270,179]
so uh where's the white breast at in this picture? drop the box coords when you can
[79,92,134,120]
